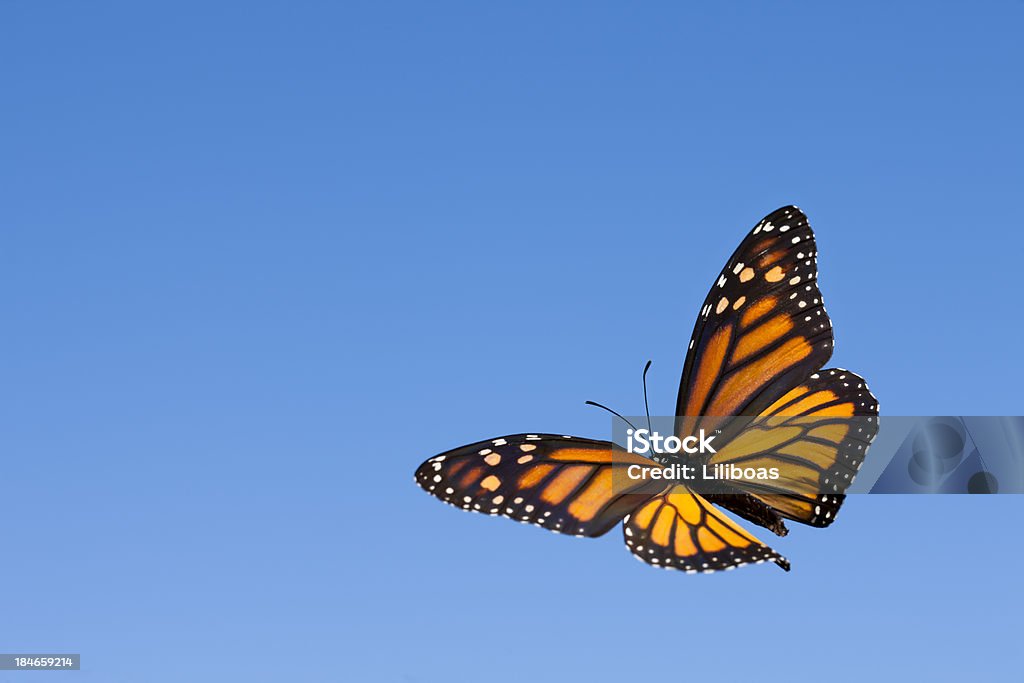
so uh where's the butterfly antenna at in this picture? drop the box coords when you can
[642,360,653,434]
[585,400,637,431]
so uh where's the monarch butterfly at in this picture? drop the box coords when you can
[414,206,878,573]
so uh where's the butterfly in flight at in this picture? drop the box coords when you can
[414,206,878,573]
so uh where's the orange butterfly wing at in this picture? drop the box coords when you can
[675,206,833,442]
[623,484,789,572]
[414,434,664,537]
[673,205,877,534]
[708,368,879,527]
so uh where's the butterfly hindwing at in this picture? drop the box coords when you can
[414,434,663,537]
[623,484,790,572]
[675,206,834,441]
[708,368,879,527]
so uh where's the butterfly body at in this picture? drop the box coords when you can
[415,206,878,573]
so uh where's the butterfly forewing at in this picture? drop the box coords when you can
[414,434,664,537]
[675,206,834,441]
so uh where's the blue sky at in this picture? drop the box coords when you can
[2,1,1022,681]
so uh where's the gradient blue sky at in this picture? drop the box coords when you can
[3,2,1022,681]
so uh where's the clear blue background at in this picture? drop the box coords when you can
[3,2,1022,681]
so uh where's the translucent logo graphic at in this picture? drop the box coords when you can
[868,417,1024,493]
